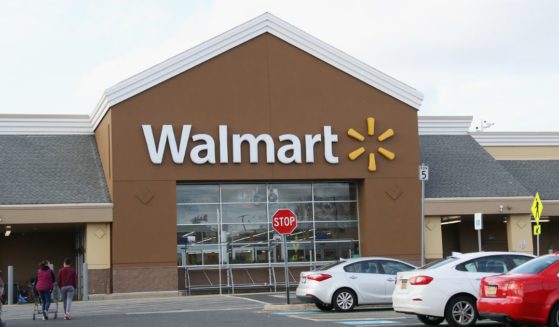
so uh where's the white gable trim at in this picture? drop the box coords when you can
[418,116,473,135]
[472,132,559,146]
[90,13,424,130]
[0,114,93,135]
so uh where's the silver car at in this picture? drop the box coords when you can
[296,257,416,312]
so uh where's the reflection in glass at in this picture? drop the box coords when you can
[177,225,219,244]
[177,204,219,224]
[269,203,313,222]
[221,224,269,243]
[285,223,314,241]
[177,184,219,203]
[314,202,357,221]
[315,241,359,261]
[228,243,269,264]
[221,203,267,224]
[314,222,358,241]
[221,184,267,203]
[313,183,357,201]
[268,184,312,202]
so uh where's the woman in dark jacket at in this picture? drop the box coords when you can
[35,260,55,320]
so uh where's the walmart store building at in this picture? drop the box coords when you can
[1,14,558,296]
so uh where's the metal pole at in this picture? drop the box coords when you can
[82,262,89,301]
[7,266,13,305]
[477,230,482,252]
[217,209,222,295]
[537,234,540,256]
[283,235,290,304]
[421,180,425,266]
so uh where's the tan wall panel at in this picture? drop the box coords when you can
[425,216,443,259]
[86,223,111,269]
[484,146,559,160]
[506,214,533,254]
[0,205,112,224]
[426,198,533,216]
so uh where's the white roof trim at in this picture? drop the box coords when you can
[418,116,473,135]
[90,12,424,130]
[0,114,93,135]
[472,132,559,146]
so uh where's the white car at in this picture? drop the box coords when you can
[296,257,416,312]
[392,251,534,327]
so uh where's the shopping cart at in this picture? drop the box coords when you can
[32,284,59,320]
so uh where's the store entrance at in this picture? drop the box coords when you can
[0,224,84,302]
[441,215,508,257]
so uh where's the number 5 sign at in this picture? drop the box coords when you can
[419,164,429,181]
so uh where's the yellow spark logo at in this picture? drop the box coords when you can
[347,117,396,172]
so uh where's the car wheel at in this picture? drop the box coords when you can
[417,314,445,326]
[315,301,333,312]
[444,295,478,327]
[332,288,356,312]
[549,303,559,327]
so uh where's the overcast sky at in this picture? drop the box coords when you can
[1,0,558,131]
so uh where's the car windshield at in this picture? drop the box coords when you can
[509,255,559,274]
[419,257,459,270]
[316,261,345,271]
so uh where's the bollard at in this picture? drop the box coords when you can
[82,262,89,301]
[7,266,13,305]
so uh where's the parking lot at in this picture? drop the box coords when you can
[0,293,506,327]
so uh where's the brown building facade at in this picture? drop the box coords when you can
[92,20,423,292]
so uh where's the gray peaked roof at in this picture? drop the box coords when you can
[0,135,110,205]
[419,135,531,198]
[499,160,559,200]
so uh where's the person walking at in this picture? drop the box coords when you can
[57,258,77,320]
[35,260,55,320]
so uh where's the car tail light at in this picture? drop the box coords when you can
[504,281,524,297]
[409,275,433,285]
[306,273,332,282]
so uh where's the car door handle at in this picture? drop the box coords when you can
[386,278,395,282]
[349,276,358,279]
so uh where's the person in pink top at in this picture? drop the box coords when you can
[57,258,77,320]
[35,260,55,320]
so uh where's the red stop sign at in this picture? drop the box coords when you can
[272,209,298,235]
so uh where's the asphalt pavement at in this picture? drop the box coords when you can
[0,293,506,327]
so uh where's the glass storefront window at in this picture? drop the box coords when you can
[222,223,269,243]
[177,182,359,267]
[221,203,267,224]
[313,182,357,201]
[177,184,219,203]
[221,184,267,203]
[268,183,312,202]
[177,204,219,224]
[314,202,357,221]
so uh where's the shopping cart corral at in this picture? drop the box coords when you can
[179,262,335,295]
